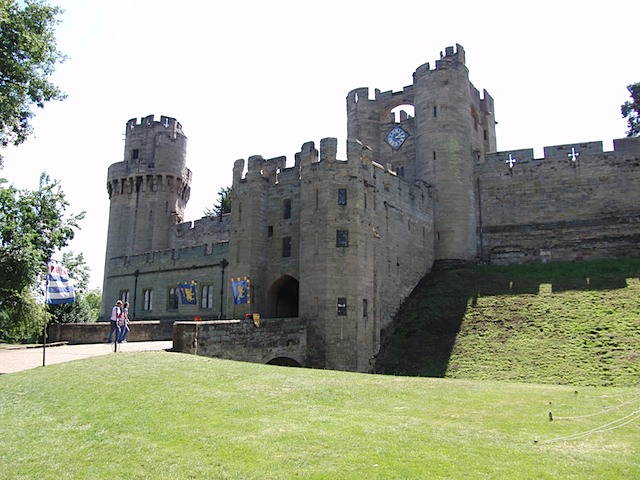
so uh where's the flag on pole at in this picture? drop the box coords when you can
[231,277,250,304]
[178,283,197,304]
[46,260,75,304]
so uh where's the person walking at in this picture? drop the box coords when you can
[108,300,123,343]
[118,302,130,343]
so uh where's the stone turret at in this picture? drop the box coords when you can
[347,44,495,263]
[412,44,479,261]
[104,115,191,261]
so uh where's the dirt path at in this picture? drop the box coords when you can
[0,341,173,374]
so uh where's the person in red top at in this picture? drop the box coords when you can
[118,302,130,343]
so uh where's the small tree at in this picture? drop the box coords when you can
[203,186,232,220]
[621,82,640,137]
[0,173,84,341]
[0,0,67,164]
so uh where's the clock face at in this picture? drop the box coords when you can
[385,126,409,150]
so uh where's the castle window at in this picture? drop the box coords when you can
[337,297,347,316]
[131,149,139,160]
[336,229,349,247]
[167,287,178,310]
[118,290,129,304]
[363,299,368,317]
[268,226,273,237]
[283,198,291,219]
[200,285,214,309]
[484,129,488,141]
[338,188,347,205]
[433,106,437,118]
[282,237,292,257]
[143,289,153,311]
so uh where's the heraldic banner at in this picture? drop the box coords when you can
[178,283,197,304]
[231,277,250,304]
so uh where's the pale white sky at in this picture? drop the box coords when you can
[2,0,638,290]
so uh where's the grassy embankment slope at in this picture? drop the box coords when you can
[378,259,640,387]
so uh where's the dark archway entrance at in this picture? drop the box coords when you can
[266,275,299,318]
[266,357,302,367]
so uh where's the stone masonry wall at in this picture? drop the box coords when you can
[102,241,229,321]
[477,137,640,263]
[173,318,306,366]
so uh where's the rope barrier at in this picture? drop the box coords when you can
[535,389,640,445]
[552,394,640,420]
[537,409,640,444]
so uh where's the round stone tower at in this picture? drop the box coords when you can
[104,115,191,261]
[412,44,478,262]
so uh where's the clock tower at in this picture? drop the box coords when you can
[346,44,496,263]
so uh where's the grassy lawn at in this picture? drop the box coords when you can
[1,351,639,479]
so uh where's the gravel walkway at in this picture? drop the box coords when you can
[0,341,173,374]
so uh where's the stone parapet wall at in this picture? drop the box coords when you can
[47,321,174,344]
[171,214,231,250]
[173,318,306,366]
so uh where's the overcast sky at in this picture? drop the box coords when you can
[2,0,639,290]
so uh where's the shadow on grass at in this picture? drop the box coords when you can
[376,258,640,378]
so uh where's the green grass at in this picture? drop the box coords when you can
[378,259,640,386]
[2,258,639,478]
[1,351,639,479]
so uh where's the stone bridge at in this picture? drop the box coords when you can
[46,317,307,367]
[172,317,307,367]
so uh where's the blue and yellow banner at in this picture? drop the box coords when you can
[231,277,250,304]
[178,283,197,304]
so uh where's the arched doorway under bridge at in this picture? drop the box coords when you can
[267,357,302,367]
[266,275,299,318]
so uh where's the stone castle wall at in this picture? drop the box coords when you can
[103,241,229,322]
[477,137,640,264]
[173,318,306,366]
[171,214,230,250]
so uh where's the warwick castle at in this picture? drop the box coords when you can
[101,44,640,372]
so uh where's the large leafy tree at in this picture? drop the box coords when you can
[0,0,66,163]
[621,82,640,138]
[0,173,83,341]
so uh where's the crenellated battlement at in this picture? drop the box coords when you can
[413,43,466,79]
[125,114,183,136]
[106,241,228,273]
[482,137,640,171]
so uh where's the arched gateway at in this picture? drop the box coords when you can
[266,275,299,318]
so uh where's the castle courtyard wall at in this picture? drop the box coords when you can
[103,241,229,321]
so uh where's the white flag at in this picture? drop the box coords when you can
[46,260,75,304]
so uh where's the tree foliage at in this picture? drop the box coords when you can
[204,186,232,219]
[0,0,66,161]
[621,82,640,138]
[0,287,48,343]
[0,173,83,341]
